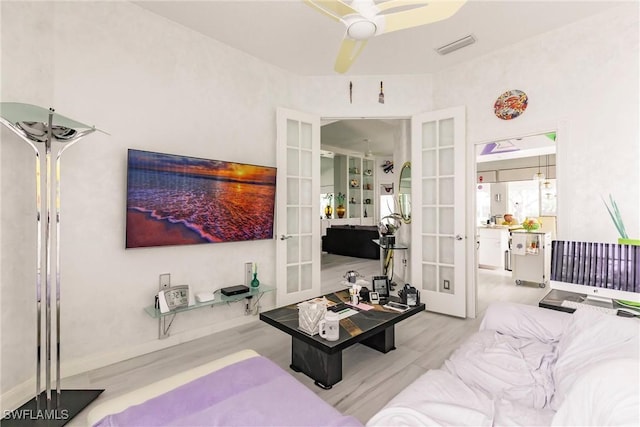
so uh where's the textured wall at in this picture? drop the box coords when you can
[433,3,639,242]
[0,0,294,398]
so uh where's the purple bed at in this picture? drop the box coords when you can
[91,352,362,426]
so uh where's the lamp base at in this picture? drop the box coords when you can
[1,389,104,427]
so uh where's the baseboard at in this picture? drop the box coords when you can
[0,315,258,413]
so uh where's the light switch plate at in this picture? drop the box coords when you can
[159,273,171,291]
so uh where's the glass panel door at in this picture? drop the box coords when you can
[411,106,467,317]
[276,108,320,306]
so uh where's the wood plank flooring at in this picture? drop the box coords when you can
[65,256,548,425]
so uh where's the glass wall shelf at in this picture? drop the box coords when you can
[144,285,274,319]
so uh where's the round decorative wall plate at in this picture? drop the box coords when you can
[494,89,528,120]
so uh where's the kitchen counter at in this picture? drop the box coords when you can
[478,224,522,230]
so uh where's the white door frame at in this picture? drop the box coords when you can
[468,121,568,318]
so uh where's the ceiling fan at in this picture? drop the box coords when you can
[363,139,374,157]
[361,138,389,157]
[304,0,467,73]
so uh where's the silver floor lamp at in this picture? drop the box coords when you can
[1,102,107,426]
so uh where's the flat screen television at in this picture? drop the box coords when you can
[550,240,640,305]
[126,149,277,249]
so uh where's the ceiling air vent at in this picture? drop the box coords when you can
[435,34,476,56]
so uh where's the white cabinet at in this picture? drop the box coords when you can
[511,231,551,287]
[478,227,510,269]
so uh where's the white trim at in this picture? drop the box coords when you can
[469,121,569,317]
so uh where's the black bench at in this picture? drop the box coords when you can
[322,226,380,260]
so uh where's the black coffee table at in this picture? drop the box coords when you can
[259,289,425,389]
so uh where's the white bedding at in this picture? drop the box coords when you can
[367,330,558,427]
[550,308,640,410]
[551,358,640,426]
[444,330,556,409]
[367,302,640,427]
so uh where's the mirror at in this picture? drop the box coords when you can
[398,161,411,223]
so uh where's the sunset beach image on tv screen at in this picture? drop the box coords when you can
[126,149,277,248]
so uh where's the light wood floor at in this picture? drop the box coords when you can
[65,255,548,425]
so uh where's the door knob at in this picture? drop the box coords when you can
[455,234,464,241]
[280,235,292,240]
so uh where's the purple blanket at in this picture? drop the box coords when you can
[94,355,362,426]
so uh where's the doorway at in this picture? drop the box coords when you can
[319,118,407,294]
[473,131,558,314]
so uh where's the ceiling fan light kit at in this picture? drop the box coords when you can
[304,0,468,73]
[345,16,378,40]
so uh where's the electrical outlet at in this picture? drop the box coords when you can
[244,262,254,286]
[443,279,450,290]
[159,273,171,291]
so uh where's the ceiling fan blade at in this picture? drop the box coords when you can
[375,0,429,13]
[334,37,368,74]
[303,0,359,22]
[381,0,467,34]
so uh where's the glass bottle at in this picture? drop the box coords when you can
[250,264,260,288]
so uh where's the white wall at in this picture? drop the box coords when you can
[300,74,433,119]
[433,3,639,242]
[0,0,297,404]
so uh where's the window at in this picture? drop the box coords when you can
[476,184,491,224]
[540,180,557,216]
[507,179,556,221]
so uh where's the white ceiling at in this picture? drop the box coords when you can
[320,118,407,156]
[133,0,619,76]
[132,0,619,155]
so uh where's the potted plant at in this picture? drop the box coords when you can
[335,192,346,218]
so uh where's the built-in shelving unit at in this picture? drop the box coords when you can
[348,156,362,219]
[338,154,375,224]
[362,158,375,221]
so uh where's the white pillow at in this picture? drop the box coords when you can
[551,309,640,410]
[551,358,640,426]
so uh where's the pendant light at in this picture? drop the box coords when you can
[532,155,545,182]
[542,155,552,189]
[364,139,373,158]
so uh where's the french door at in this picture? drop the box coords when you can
[411,106,467,317]
[275,108,321,306]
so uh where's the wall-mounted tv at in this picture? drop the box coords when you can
[126,149,277,249]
